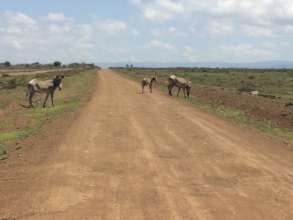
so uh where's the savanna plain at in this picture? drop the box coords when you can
[0,66,293,220]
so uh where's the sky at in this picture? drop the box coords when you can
[1,0,293,64]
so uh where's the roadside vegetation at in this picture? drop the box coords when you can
[0,68,97,160]
[113,67,293,140]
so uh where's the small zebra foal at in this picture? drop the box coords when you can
[141,77,157,94]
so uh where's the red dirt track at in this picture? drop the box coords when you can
[1,69,293,220]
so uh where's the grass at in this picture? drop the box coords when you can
[0,128,33,142]
[189,97,293,139]
[114,67,293,140]
[0,143,9,160]
[113,67,293,100]
[0,68,97,156]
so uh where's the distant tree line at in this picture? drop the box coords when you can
[0,61,99,69]
[126,64,134,69]
[0,61,11,67]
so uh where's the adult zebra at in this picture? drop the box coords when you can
[26,75,64,108]
[167,74,191,99]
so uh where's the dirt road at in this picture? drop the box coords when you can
[1,69,293,220]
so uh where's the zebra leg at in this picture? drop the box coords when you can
[26,85,30,98]
[168,84,173,96]
[29,89,35,108]
[186,87,190,99]
[177,87,181,97]
[141,81,147,94]
[50,91,54,106]
[183,87,186,98]
[150,84,152,93]
[43,92,49,108]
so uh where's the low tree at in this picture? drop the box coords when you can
[53,61,62,68]
[4,61,11,67]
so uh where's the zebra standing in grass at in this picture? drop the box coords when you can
[141,76,157,94]
[168,74,191,99]
[26,75,64,108]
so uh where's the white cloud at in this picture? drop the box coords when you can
[150,28,163,37]
[147,39,174,50]
[131,29,140,36]
[150,26,183,37]
[134,0,287,22]
[9,40,23,50]
[168,26,177,33]
[46,12,71,22]
[130,0,142,5]
[220,44,279,61]
[204,20,234,36]
[183,46,198,62]
[95,19,127,34]
[132,0,293,38]
[134,0,184,21]
[4,11,37,26]
[0,11,131,63]
[241,24,273,37]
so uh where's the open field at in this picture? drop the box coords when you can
[1,69,293,219]
[0,68,97,160]
[113,67,293,139]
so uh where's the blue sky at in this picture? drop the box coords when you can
[0,0,132,21]
[1,0,293,64]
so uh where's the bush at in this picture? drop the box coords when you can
[238,83,256,93]
[0,78,16,89]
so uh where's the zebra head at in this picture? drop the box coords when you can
[53,75,64,91]
[151,76,157,83]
